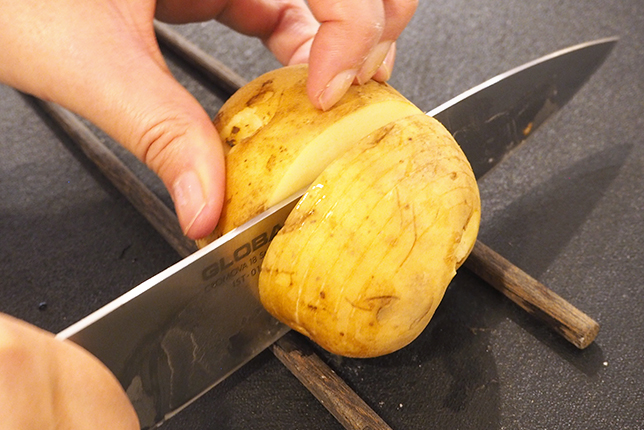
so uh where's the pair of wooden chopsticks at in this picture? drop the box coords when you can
[32,22,599,430]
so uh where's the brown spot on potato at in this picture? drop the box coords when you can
[279,208,317,233]
[266,154,276,172]
[246,80,274,106]
[349,295,399,313]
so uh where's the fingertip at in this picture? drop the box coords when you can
[181,180,225,241]
[181,198,223,240]
[356,41,393,85]
[371,42,396,83]
[170,156,225,241]
[152,111,225,240]
[314,68,358,111]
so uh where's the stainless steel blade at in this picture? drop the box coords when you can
[57,37,616,429]
[429,37,617,179]
[57,193,301,428]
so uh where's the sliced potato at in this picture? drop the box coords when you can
[199,65,480,358]
[259,115,480,357]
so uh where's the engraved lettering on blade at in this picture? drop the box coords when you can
[202,223,283,281]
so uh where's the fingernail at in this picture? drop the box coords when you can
[372,43,396,82]
[357,41,393,85]
[318,69,358,111]
[172,170,207,236]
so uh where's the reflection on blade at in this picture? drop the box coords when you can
[429,37,618,179]
[57,193,302,428]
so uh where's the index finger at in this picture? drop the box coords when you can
[306,0,418,110]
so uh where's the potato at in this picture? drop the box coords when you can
[196,64,423,247]
[199,65,480,358]
[260,115,480,357]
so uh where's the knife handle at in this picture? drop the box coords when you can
[465,240,600,349]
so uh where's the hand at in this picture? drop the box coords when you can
[0,313,139,429]
[0,0,417,240]
[156,0,419,109]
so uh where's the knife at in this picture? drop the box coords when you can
[56,37,617,428]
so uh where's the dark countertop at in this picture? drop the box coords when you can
[1,1,643,429]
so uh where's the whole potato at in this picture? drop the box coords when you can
[199,65,480,358]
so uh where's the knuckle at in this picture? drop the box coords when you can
[136,111,190,175]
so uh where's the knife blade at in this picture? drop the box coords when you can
[57,37,617,428]
[430,36,618,179]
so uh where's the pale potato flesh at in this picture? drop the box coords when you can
[259,114,480,357]
[267,100,421,207]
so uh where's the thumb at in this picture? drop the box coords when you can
[113,76,226,240]
[78,56,225,240]
[0,0,225,240]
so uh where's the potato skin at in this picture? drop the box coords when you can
[196,64,420,248]
[259,114,480,358]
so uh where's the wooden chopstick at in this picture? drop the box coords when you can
[155,22,246,96]
[153,21,600,349]
[34,98,393,430]
[465,242,599,349]
[272,333,393,430]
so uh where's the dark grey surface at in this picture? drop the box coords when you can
[1,1,643,429]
